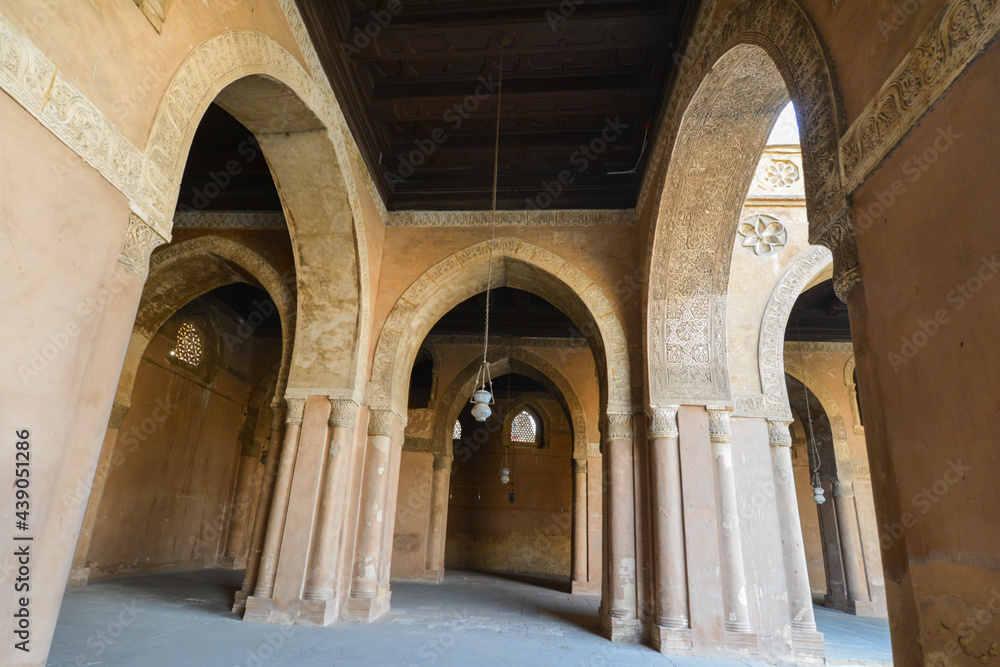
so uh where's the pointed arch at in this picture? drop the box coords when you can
[369,239,630,416]
[430,347,592,460]
[143,29,369,395]
[783,358,852,478]
[117,235,295,408]
[644,0,847,406]
[759,246,832,419]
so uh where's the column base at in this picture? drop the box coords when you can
[421,569,444,583]
[571,580,598,595]
[791,628,825,660]
[297,599,339,626]
[724,630,759,654]
[243,596,278,623]
[849,597,885,617]
[344,593,391,622]
[650,624,693,653]
[232,590,249,614]
[68,566,91,586]
[602,613,642,642]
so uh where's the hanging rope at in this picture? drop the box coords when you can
[482,34,505,366]
[795,316,822,483]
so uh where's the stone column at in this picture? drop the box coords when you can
[233,400,285,613]
[571,458,589,592]
[768,420,824,655]
[69,399,130,585]
[423,453,453,582]
[347,407,396,621]
[648,405,691,651]
[251,397,305,599]
[603,412,640,641]
[833,479,871,610]
[707,406,752,635]
[300,399,359,622]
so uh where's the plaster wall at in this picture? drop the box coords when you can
[848,36,1000,663]
[85,305,278,578]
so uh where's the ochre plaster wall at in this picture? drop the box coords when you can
[85,306,278,577]
[848,37,1000,662]
[446,395,574,578]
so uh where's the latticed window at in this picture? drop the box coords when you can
[452,419,462,440]
[171,321,203,367]
[510,410,537,444]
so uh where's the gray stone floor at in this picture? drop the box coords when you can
[48,570,892,666]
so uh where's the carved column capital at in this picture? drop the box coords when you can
[834,479,855,498]
[572,458,588,475]
[283,397,306,426]
[647,405,679,439]
[328,399,359,429]
[604,413,633,442]
[766,419,793,448]
[706,406,733,443]
[367,408,395,437]
[817,210,863,302]
[117,212,168,280]
[107,400,132,430]
[432,453,453,472]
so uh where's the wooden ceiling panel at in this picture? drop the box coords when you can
[295,0,699,211]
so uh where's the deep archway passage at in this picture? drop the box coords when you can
[388,285,604,615]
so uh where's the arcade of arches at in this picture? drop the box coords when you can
[2,1,998,665]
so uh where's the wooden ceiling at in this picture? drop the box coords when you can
[296,0,699,211]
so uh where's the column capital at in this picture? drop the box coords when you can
[107,399,132,430]
[117,211,168,280]
[706,405,733,443]
[834,479,855,498]
[329,399,360,429]
[284,397,306,426]
[572,458,588,475]
[604,412,633,442]
[367,407,395,437]
[766,419,793,448]
[647,405,679,439]
[817,209,863,302]
[432,453,453,471]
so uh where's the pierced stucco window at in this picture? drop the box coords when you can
[452,419,462,441]
[510,410,537,445]
[170,321,203,368]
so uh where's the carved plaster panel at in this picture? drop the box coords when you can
[384,209,637,227]
[173,211,285,229]
[840,0,1000,192]
[759,247,832,420]
[738,214,789,257]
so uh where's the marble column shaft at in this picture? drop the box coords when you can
[572,458,589,584]
[604,412,639,640]
[707,406,751,633]
[768,419,818,631]
[235,401,285,607]
[302,399,359,601]
[649,405,689,629]
[349,408,396,601]
[833,479,870,602]
[253,397,305,598]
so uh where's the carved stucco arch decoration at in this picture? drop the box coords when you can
[115,235,295,410]
[759,246,833,420]
[142,29,369,397]
[783,358,852,479]
[644,0,849,405]
[239,361,281,458]
[369,238,630,416]
[430,347,591,460]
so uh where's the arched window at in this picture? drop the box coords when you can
[510,410,537,445]
[452,419,462,441]
[170,321,203,367]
